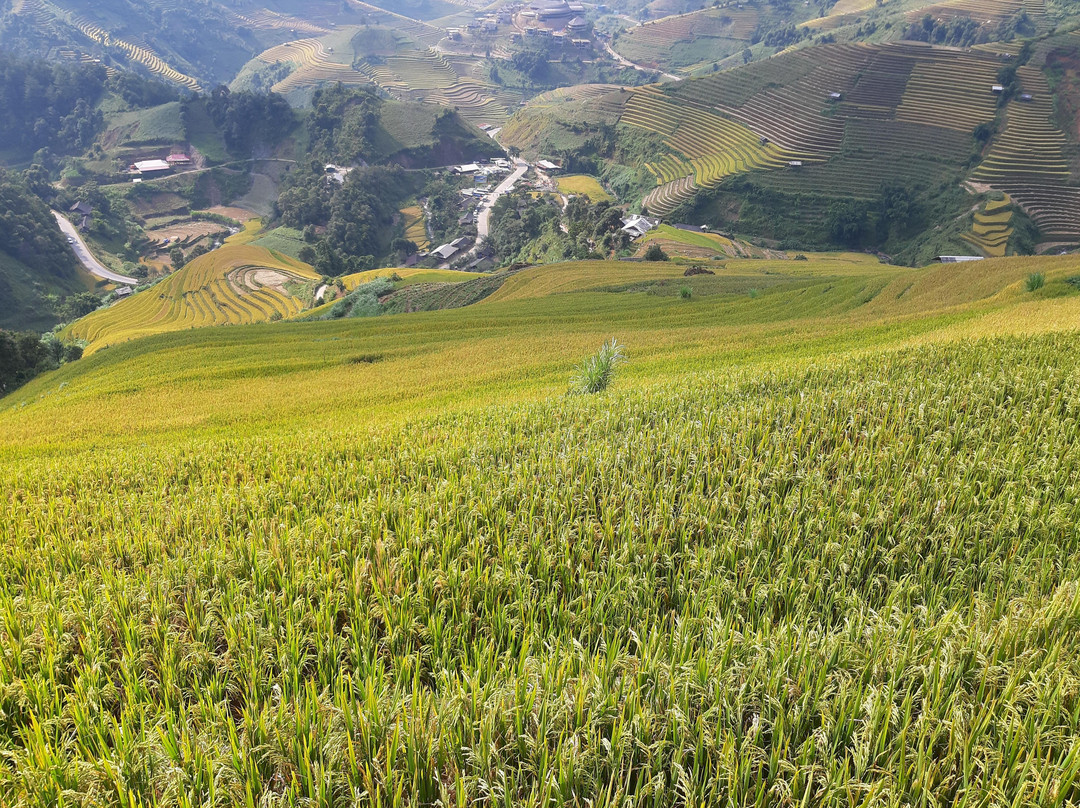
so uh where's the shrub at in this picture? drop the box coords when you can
[679,285,692,300]
[644,243,668,261]
[1025,272,1044,292]
[569,338,626,395]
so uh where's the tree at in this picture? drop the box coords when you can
[644,243,668,261]
[170,247,185,271]
[826,200,867,246]
[742,48,753,64]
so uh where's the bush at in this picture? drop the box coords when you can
[1026,272,1045,292]
[679,285,692,300]
[569,338,626,395]
[644,243,668,261]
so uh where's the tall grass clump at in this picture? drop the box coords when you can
[569,337,626,394]
[1026,272,1045,291]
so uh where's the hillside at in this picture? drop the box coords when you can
[0,0,375,89]
[3,252,1080,803]
[502,25,1080,260]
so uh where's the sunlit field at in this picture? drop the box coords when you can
[3,254,1080,805]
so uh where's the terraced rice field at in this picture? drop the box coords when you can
[971,65,1080,241]
[232,9,330,35]
[401,205,430,250]
[526,84,623,107]
[258,39,371,94]
[68,14,201,90]
[622,88,807,214]
[556,175,612,201]
[894,46,999,132]
[613,7,758,70]
[621,43,1013,214]
[905,0,1024,24]
[353,47,520,125]
[64,246,319,352]
[961,195,1015,257]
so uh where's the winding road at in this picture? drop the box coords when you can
[447,158,530,267]
[52,212,139,285]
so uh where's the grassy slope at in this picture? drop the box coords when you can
[3,252,1080,803]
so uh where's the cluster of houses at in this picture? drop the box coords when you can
[452,158,514,179]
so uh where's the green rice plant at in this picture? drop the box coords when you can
[569,337,626,394]
[679,285,692,299]
[1026,272,1045,291]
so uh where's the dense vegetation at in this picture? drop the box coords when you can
[272,87,498,271]
[202,86,294,154]
[488,192,631,264]
[0,328,82,395]
[0,52,108,156]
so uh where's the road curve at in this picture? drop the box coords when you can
[52,212,139,285]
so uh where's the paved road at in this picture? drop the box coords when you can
[477,159,529,241]
[52,212,139,285]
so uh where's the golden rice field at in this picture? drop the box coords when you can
[556,175,612,202]
[62,245,319,352]
[400,205,430,250]
[961,196,1015,257]
[258,38,370,94]
[5,252,1080,804]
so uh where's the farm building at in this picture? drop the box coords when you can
[991,84,1005,94]
[788,160,803,167]
[937,255,984,263]
[621,214,659,239]
[132,159,172,175]
[69,201,93,216]
[453,163,481,174]
[537,159,561,171]
[114,286,134,298]
[166,153,191,165]
[432,243,459,260]
[828,92,842,101]
[1019,93,1034,102]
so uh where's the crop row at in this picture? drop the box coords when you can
[893,47,999,132]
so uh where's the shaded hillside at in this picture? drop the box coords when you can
[0,171,86,331]
[0,0,372,89]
